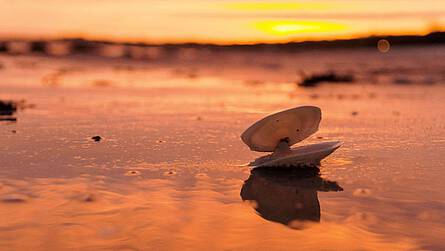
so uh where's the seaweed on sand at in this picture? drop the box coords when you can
[0,99,35,122]
[0,100,17,116]
[298,71,355,87]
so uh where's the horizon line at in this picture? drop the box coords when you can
[1,28,445,47]
[1,30,445,50]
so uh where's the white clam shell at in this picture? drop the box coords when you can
[241,106,321,152]
[249,141,342,168]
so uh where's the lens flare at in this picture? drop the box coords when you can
[377,39,391,52]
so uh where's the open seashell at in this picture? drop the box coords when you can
[241,106,341,167]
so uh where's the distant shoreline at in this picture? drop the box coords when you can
[1,31,445,57]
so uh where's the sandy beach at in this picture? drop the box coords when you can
[1,45,445,250]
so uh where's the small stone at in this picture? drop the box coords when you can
[82,193,96,202]
[91,136,102,142]
[353,188,372,197]
[351,111,358,116]
[125,170,141,176]
[164,171,177,176]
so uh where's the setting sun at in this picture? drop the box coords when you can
[254,20,347,36]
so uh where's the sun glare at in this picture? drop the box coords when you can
[224,2,332,11]
[254,20,347,36]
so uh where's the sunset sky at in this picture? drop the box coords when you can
[1,0,444,44]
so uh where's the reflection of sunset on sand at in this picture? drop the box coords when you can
[0,174,421,250]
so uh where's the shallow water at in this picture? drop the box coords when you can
[1,47,445,250]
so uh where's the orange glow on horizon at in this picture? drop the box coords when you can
[0,27,441,46]
[0,0,444,44]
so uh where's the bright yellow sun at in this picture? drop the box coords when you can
[254,20,347,36]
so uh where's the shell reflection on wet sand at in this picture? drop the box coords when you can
[241,167,343,227]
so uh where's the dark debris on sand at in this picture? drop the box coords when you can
[0,100,17,116]
[91,136,102,142]
[1,99,36,123]
[0,117,17,122]
[298,71,355,87]
[0,100,18,122]
[1,194,28,203]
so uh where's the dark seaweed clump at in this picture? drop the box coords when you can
[298,72,355,87]
[0,99,35,122]
[0,100,17,116]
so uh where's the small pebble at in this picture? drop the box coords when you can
[92,136,102,142]
[125,170,141,176]
[353,188,372,197]
[163,171,177,176]
[70,192,96,202]
[351,111,359,116]
[81,193,96,202]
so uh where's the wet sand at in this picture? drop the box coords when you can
[1,46,445,250]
